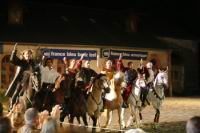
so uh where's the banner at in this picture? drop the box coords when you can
[42,48,97,60]
[101,49,148,60]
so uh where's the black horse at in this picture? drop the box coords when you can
[56,71,89,126]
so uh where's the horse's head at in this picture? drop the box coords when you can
[114,72,127,89]
[154,69,168,89]
[94,74,110,93]
[75,70,86,89]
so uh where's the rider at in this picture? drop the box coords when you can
[38,57,60,111]
[59,54,85,116]
[115,53,125,72]
[40,57,60,90]
[99,56,115,112]
[122,61,138,108]
[82,60,97,92]
[5,43,40,111]
[137,59,154,106]
[146,61,155,88]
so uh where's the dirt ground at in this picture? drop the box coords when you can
[94,97,200,133]
[61,97,200,133]
[2,97,200,133]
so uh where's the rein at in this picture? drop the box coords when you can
[151,85,165,100]
[89,77,105,106]
[89,92,102,106]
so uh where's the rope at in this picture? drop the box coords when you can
[58,121,126,132]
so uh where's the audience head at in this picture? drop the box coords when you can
[186,116,200,133]
[0,117,12,133]
[24,108,39,127]
[41,117,57,133]
[11,112,24,129]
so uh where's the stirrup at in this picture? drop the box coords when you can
[122,102,128,108]
[100,108,104,112]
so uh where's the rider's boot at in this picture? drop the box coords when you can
[122,101,128,108]
[100,97,105,112]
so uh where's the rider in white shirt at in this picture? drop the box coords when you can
[40,58,60,87]
[37,57,60,111]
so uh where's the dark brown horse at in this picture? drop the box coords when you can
[52,72,88,126]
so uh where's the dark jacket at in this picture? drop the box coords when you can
[125,68,137,84]
[5,50,40,97]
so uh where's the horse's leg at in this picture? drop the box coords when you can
[118,108,122,129]
[138,105,144,121]
[127,104,135,127]
[76,116,81,125]
[60,107,68,124]
[103,109,112,128]
[90,115,97,133]
[135,106,140,127]
[154,109,160,123]
[82,114,88,126]
[69,115,74,124]
[91,115,97,127]
[108,110,113,126]
[121,108,126,128]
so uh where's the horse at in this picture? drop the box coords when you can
[86,74,110,128]
[121,74,147,128]
[32,73,72,112]
[20,70,40,110]
[59,70,89,126]
[103,71,127,129]
[139,68,168,123]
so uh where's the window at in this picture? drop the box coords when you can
[1,55,16,89]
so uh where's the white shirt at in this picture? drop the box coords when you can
[40,66,60,84]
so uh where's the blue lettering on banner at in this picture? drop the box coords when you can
[41,48,97,60]
[101,49,148,60]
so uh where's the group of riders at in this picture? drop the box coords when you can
[5,44,159,114]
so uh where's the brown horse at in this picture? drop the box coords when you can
[86,74,110,128]
[103,71,126,129]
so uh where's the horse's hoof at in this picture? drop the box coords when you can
[122,125,126,129]
[101,125,107,128]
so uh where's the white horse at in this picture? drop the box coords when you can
[121,75,147,128]
[87,74,110,127]
[139,68,168,123]
[103,71,126,129]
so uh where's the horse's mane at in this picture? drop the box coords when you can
[92,73,106,82]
